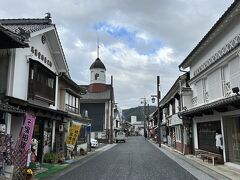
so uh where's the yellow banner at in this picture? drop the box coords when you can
[66,122,81,150]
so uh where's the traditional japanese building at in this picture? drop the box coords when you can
[0,16,69,162]
[159,73,192,154]
[179,1,240,166]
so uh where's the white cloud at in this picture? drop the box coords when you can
[136,32,150,42]
[74,39,85,50]
[0,0,234,109]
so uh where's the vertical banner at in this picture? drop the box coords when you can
[15,114,36,167]
[66,121,81,151]
[17,114,36,152]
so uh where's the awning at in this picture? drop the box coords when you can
[180,95,240,117]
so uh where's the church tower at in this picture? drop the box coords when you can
[89,57,106,84]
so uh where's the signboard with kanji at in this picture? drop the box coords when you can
[66,121,81,151]
[17,114,36,152]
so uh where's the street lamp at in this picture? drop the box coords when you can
[151,76,161,147]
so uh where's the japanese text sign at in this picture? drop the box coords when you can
[17,114,36,151]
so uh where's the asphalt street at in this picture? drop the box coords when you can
[50,136,197,180]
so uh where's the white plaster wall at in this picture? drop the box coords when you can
[12,47,30,100]
[207,69,222,101]
[169,104,172,116]
[175,99,179,113]
[190,19,240,78]
[171,114,183,126]
[162,111,166,123]
[182,94,192,109]
[229,55,240,89]
[12,34,58,100]
[162,112,166,123]
[30,35,57,73]
[90,68,106,84]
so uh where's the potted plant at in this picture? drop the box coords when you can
[50,153,58,164]
[57,152,65,163]
[43,153,51,163]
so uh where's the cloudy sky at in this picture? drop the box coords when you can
[0,0,234,109]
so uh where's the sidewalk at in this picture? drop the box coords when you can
[34,143,116,180]
[149,139,240,180]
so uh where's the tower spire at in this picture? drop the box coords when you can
[97,34,99,58]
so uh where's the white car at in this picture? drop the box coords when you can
[91,138,98,148]
[116,131,126,143]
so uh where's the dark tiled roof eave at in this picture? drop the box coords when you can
[0,103,25,114]
[0,18,53,34]
[0,25,29,48]
[2,24,53,34]
[180,95,240,116]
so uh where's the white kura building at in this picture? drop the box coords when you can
[179,1,240,167]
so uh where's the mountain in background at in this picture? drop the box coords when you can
[122,106,157,122]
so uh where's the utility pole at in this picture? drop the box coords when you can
[110,76,113,144]
[141,98,147,138]
[157,76,161,147]
[147,104,150,139]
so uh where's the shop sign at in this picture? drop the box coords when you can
[17,114,36,152]
[66,121,81,151]
[30,46,53,68]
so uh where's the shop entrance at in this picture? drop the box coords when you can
[197,120,221,153]
[32,118,44,162]
[224,117,240,164]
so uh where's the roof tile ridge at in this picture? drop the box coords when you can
[0,18,52,25]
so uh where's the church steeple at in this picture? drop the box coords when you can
[97,35,99,59]
[90,40,106,84]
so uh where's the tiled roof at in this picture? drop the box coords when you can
[2,24,53,34]
[180,95,240,116]
[0,103,25,114]
[80,90,111,100]
[0,25,29,48]
[0,18,53,34]
[0,18,69,73]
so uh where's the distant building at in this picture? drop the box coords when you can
[131,116,137,124]
[80,57,115,143]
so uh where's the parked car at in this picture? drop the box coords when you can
[91,138,98,148]
[116,131,126,143]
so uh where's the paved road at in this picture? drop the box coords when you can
[52,136,197,180]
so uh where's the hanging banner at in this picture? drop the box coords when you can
[66,121,81,151]
[17,114,36,152]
